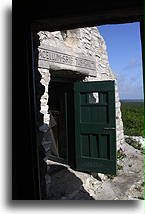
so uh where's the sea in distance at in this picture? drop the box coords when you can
[120,99,144,103]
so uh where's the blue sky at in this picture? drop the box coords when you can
[97,22,144,100]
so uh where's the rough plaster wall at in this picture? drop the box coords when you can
[38,27,124,158]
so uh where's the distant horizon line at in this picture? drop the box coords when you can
[120,98,144,100]
[120,98,144,102]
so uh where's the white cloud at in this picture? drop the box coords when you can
[116,72,144,99]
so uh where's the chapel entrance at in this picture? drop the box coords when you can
[48,75,116,175]
[48,78,75,166]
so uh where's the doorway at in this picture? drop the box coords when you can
[48,76,116,174]
[48,78,75,166]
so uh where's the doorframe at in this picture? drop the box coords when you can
[13,2,144,199]
[48,74,85,168]
[48,78,72,165]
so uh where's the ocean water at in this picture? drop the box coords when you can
[120,99,144,103]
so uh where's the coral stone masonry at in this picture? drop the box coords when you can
[38,27,124,157]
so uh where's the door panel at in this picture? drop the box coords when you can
[74,80,116,174]
[80,105,108,123]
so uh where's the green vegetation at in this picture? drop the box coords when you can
[120,100,144,136]
[117,164,123,170]
[137,196,144,200]
[117,147,127,159]
[125,137,142,150]
[140,148,145,155]
[107,174,116,180]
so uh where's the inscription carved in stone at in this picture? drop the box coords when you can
[38,47,96,71]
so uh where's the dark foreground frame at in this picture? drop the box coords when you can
[12,1,144,199]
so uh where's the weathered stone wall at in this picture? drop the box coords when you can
[38,27,114,78]
[38,26,124,157]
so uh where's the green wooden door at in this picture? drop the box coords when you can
[74,80,116,174]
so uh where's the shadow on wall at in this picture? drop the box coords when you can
[46,164,94,200]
